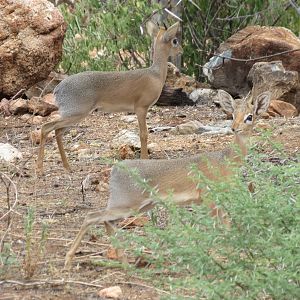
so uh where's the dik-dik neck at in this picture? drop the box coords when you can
[150,43,170,82]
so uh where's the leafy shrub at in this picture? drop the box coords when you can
[58,0,300,81]
[115,140,300,299]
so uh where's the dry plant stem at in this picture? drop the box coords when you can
[0,172,18,252]
[0,279,103,289]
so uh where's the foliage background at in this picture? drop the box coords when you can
[58,0,300,80]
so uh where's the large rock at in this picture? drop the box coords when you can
[248,61,298,100]
[0,0,67,98]
[247,61,300,113]
[203,26,300,97]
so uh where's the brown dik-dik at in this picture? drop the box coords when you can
[36,22,182,173]
[64,90,271,268]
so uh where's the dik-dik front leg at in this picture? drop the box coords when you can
[135,106,149,159]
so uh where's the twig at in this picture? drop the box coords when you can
[203,48,300,70]
[0,279,103,288]
[9,89,25,101]
[0,172,19,252]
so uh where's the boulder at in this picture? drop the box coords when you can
[247,61,300,113]
[203,26,300,97]
[0,0,66,98]
[247,61,298,100]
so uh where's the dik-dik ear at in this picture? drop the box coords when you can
[145,20,159,38]
[218,90,235,114]
[163,22,180,42]
[253,92,271,115]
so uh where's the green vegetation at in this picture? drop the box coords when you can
[23,208,48,278]
[58,0,300,79]
[110,138,300,299]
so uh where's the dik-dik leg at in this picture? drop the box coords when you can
[36,115,83,173]
[135,106,149,159]
[65,207,135,269]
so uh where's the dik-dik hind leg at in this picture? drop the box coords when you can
[104,221,128,264]
[135,107,149,159]
[64,207,136,269]
[36,120,59,173]
[36,115,84,174]
[55,128,71,171]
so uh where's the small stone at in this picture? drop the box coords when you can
[0,143,23,162]
[171,120,203,135]
[120,115,137,123]
[8,98,29,115]
[267,100,298,118]
[112,129,141,149]
[98,286,123,299]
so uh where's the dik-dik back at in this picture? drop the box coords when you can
[54,69,163,116]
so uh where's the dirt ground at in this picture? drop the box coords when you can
[1,103,300,299]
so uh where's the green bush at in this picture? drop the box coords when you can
[58,0,300,81]
[59,0,157,74]
[114,140,300,299]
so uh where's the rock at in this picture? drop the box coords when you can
[171,120,203,135]
[0,0,67,98]
[0,143,22,162]
[149,126,173,133]
[48,110,61,121]
[21,114,44,125]
[203,26,300,97]
[25,72,67,98]
[248,61,298,100]
[98,286,123,299]
[120,115,137,123]
[267,100,298,118]
[189,88,220,105]
[0,99,10,115]
[118,144,136,160]
[42,93,56,106]
[112,129,141,149]
[8,98,29,115]
[197,125,232,136]
[148,142,160,153]
[28,96,58,116]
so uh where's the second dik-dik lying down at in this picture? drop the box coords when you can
[36,22,182,173]
[64,90,271,268]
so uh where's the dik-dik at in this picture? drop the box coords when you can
[64,90,271,268]
[36,22,182,173]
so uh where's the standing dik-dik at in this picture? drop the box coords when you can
[36,22,182,173]
[64,90,271,268]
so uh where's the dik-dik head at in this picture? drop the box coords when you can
[150,22,183,57]
[218,90,271,135]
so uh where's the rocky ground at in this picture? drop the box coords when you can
[0,103,299,299]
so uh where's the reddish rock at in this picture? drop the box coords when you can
[8,98,29,115]
[0,0,67,97]
[28,96,58,116]
[268,100,298,118]
[204,26,300,97]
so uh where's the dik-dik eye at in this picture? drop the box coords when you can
[244,114,253,123]
[172,38,179,47]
